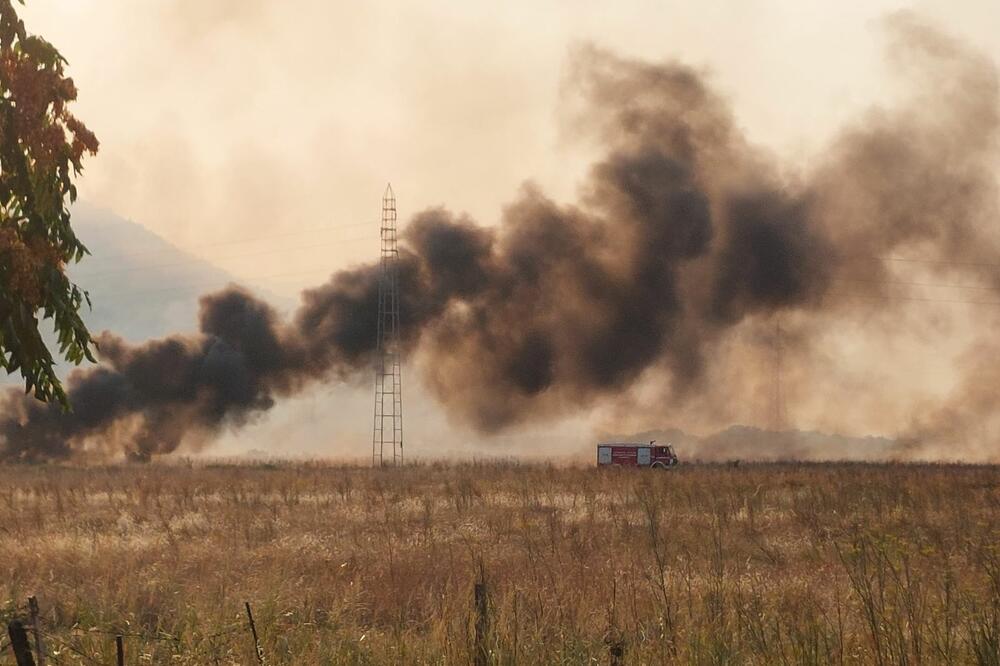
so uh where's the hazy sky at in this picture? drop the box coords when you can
[13,1,1000,459]
[21,0,1000,294]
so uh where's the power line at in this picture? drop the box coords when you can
[84,265,342,300]
[80,220,375,264]
[833,277,998,292]
[73,235,375,280]
[79,255,1000,304]
[828,291,1000,307]
[84,273,1000,308]
[872,255,1000,270]
[58,221,1000,310]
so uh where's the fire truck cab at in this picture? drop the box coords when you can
[597,441,678,469]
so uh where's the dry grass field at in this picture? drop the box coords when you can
[0,461,998,664]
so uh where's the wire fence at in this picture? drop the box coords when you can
[38,627,246,666]
[2,597,262,666]
[2,581,504,666]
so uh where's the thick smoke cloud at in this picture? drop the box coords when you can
[2,12,999,461]
[0,282,371,460]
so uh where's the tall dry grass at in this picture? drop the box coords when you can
[0,461,997,664]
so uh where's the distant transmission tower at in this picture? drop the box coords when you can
[773,319,785,432]
[373,184,403,466]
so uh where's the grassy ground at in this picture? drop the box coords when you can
[0,461,997,664]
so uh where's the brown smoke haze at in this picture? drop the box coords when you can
[2,13,1000,462]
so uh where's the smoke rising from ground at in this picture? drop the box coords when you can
[3,13,999,461]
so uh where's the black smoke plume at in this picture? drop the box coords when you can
[2,12,999,460]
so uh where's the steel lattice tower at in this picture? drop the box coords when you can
[373,184,403,466]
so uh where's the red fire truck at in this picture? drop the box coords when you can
[597,441,679,469]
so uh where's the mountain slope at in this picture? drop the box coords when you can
[68,203,244,341]
[3,203,280,388]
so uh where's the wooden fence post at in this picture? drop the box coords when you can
[609,639,625,666]
[7,619,36,666]
[474,573,489,666]
[245,601,264,665]
[116,635,124,666]
[605,580,625,666]
[27,597,45,666]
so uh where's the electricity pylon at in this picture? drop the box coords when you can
[372,184,403,466]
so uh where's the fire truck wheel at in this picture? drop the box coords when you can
[651,461,668,470]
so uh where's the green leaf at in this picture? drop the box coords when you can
[0,0,98,406]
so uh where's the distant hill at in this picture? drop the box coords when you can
[606,425,897,462]
[68,203,244,341]
[3,203,287,387]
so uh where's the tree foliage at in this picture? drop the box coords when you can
[0,0,99,405]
